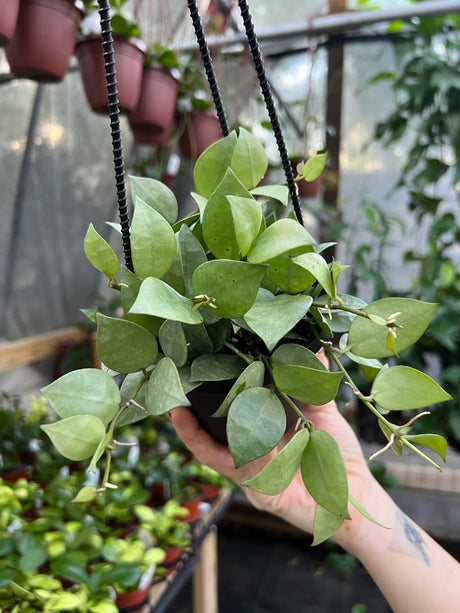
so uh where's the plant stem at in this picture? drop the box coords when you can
[312,300,369,319]
[401,438,442,472]
[224,341,253,365]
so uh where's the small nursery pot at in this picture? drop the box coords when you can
[75,34,145,114]
[0,0,20,47]
[187,379,299,446]
[128,64,181,146]
[5,0,83,82]
[115,581,151,613]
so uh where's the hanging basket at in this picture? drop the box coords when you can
[0,0,20,48]
[5,0,83,82]
[179,109,221,159]
[128,64,181,146]
[75,34,146,115]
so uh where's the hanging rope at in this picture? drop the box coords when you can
[97,0,133,271]
[236,0,303,225]
[186,0,230,137]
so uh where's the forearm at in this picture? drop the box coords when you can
[336,482,460,613]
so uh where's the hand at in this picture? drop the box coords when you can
[170,352,381,546]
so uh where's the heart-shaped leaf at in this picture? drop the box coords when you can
[312,504,345,546]
[192,259,267,318]
[159,320,188,367]
[244,294,313,351]
[404,433,447,462]
[371,365,451,410]
[129,175,178,224]
[190,353,247,382]
[247,218,315,264]
[202,168,254,259]
[227,387,286,468]
[146,358,190,415]
[41,415,106,461]
[227,195,263,256]
[131,198,177,279]
[130,277,203,325]
[194,131,238,197]
[292,252,334,298]
[301,152,328,181]
[84,223,119,281]
[213,360,265,417]
[271,343,327,370]
[273,364,343,406]
[242,428,310,494]
[301,429,350,517]
[41,368,120,424]
[250,184,289,205]
[348,298,439,358]
[177,224,208,297]
[96,314,158,373]
[230,127,268,189]
[266,252,316,293]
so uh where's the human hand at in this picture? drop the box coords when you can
[170,351,387,546]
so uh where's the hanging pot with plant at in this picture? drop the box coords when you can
[0,0,20,48]
[5,0,84,82]
[40,127,452,546]
[179,108,222,159]
[75,6,145,114]
[128,45,181,146]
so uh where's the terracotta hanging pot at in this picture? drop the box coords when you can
[75,34,145,115]
[179,109,222,159]
[0,0,20,47]
[128,64,181,146]
[5,0,83,82]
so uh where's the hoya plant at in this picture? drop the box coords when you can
[41,128,451,545]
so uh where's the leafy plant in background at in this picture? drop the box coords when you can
[370,13,460,445]
[40,128,450,545]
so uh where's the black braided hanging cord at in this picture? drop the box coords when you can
[186,0,230,137]
[236,0,303,225]
[97,0,133,271]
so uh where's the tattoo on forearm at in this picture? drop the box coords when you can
[402,516,431,567]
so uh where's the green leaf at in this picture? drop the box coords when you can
[117,372,148,427]
[50,552,90,585]
[41,368,121,425]
[18,545,48,572]
[244,293,313,351]
[271,343,327,370]
[194,131,238,197]
[72,486,98,503]
[192,259,267,318]
[96,313,158,373]
[159,320,188,367]
[311,504,344,546]
[273,364,343,405]
[293,252,335,298]
[230,127,268,189]
[265,252,316,293]
[129,277,203,325]
[190,353,247,382]
[227,195,263,256]
[371,366,452,411]
[301,429,350,517]
[128,175,178,224]
[41,415,106,461]
[404,434,447,462]
[45,592,88,611]
[348,494,389,528]
[131,198,177,279]
[247,218,315,263]
[146,358,190,416]
[227,387,286,468]
[202,167,254,259]
[84,223,119,281]
[250,184,289,205]
[177,224,208,297]
[348,298,439,358]
[300,152,328,181]
[213,360,265,417]
[242,428,310,494]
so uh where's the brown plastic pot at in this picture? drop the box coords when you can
[75,34,145,115]
[5,0,83,82]
[128,64,180,146]
[179,109,222,159]
[0,0,20,47]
